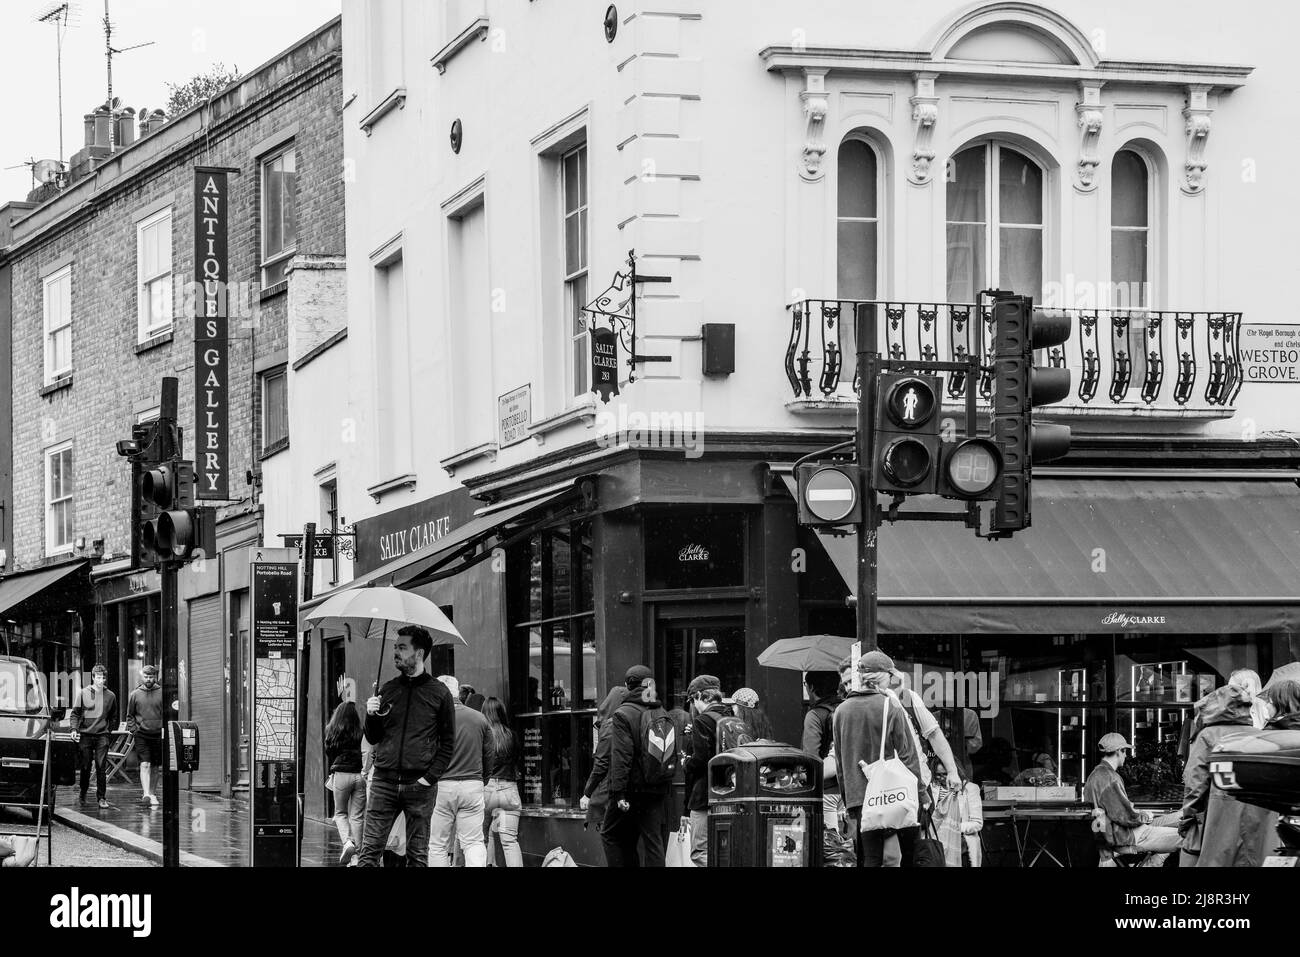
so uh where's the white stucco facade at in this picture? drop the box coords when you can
[300,0,1299,572]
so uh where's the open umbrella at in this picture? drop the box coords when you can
[1265,661,1300,691]
[757,635,854,673]
[304,586,466,693]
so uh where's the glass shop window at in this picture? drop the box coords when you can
[510,520,595,807]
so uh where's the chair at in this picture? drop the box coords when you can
[103,724,135,786]
[1090,806,1150,868]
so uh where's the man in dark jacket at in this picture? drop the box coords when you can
[357,626,457,867]
[125,665,164,808]
[71,664,118,808]
[683,674,729,866]
[832,651,921,867]
[604,665,673,867]
[803,670,854,866]
[1083,732,1181,862]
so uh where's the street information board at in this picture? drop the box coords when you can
[251,560,299,867]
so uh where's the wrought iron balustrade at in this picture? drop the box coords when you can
[785,299,1243,410]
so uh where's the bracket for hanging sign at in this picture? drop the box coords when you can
[582,250,674,401]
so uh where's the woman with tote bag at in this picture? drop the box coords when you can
[833,651,922,867]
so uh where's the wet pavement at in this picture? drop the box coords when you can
[48,781,346,867]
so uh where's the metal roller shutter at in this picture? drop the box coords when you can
[188,595,224,790]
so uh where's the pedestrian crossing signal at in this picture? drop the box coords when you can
[873,374,942,496]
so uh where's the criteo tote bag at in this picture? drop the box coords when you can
[858,696,920,833]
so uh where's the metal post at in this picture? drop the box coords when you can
[855,303,880,656]
[161,561,180,868]
[296,523,316,865]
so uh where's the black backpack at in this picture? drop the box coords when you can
[628,705,680,786]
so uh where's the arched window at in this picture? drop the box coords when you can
[837,137,879,300]
[946,143,1043,303]
[1110,149,1149,308]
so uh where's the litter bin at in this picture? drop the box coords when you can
[707,744,822,867]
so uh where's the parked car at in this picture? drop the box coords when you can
[0,655,76,809]
[1211,729,1300,867]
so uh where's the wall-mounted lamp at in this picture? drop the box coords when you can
[92,538,105,558]
[75,536,86,551]
[698,638,719,655]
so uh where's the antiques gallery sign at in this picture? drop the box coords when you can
[194,168,230,500]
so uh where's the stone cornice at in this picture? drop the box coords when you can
[759,47,1253,91]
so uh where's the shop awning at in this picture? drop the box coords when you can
[782,477,1300,634]
[300,485,581,618]
[0,561,89,617]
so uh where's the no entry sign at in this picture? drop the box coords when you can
[803,466,859,523]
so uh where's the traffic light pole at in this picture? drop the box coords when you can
[855,303,880,656]
[161,560,181,868]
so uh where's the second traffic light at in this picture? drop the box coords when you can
[990,296,1073,534]
[872,373,942,495]
[141,459,215,562]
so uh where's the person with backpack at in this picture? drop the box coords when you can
[717,688,774,750]
[803,671,854,867]
[887,667,963,867]
[683,674,730,866]
[604,665,678,867]
[582,685,630,864]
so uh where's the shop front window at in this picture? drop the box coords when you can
[510,520,595,808]
[869,632,1280,803]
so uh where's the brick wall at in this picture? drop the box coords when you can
[5,29,343,571]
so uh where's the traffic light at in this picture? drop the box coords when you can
[128,422,162,569]
[140,460,213,561]
[795,462,864,527]
[990,296,1073,533]
[872,373,942,495]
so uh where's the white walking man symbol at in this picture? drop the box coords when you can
[902,387,920,421]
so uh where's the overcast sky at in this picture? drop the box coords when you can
[0,0,341,202]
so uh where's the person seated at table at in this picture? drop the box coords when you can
[1084,732,1181,865]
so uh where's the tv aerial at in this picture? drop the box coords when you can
[35,2,81,167]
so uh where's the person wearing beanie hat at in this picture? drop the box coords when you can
[625,664,653,691]
[832,652,921,867]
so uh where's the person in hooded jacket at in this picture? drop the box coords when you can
[683,674,730,866]
[603,665,672,867]
[1179,682,1257,867]
[1196,679,1300,867]
[581,685,630,861]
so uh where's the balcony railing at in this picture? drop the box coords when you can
[785,300,1244,411]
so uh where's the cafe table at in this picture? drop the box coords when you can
[983,801,1094,867]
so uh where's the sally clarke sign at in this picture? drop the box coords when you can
[194,168,230,500]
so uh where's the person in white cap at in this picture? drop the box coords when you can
[1083,732,1182,862]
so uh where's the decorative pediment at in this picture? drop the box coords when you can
[929,2,1100,68]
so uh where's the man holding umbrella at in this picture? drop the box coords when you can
[356,626,457,867]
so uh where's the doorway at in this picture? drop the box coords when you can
[654,611,747,710]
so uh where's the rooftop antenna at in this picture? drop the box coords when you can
[35,2,79,167]
[4,158,41,192]
[101,0,154,149]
